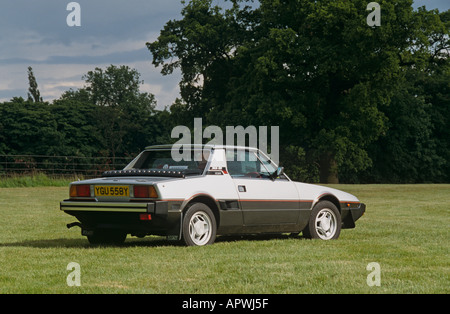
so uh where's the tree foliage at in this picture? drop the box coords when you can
[0,65,170,161]
[27,66,43,103]
[147,0,449,183]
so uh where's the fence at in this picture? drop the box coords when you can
[0,154,135,179]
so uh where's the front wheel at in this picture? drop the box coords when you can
[182,203,217,246]
[303,201,341,240]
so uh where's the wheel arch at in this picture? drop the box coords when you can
[182,194,221,228]
[313,193,341,213]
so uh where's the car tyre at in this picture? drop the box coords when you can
[182,203,217,246]
[303,201,341,240]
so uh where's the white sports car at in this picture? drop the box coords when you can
[61,145,365,246]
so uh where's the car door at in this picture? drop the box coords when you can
[226,149,300,226]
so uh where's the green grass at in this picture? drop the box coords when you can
[0,173,75,188]
[0,184,448,293]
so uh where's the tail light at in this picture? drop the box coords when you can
[70,185,91,198]
[139,213,152,221]
[133,185,158,198]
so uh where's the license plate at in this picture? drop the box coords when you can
[94,186,129,197]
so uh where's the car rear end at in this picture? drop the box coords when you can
[60,145,212,244]
[60,178,179,243]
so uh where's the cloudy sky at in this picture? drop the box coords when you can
[0,0,448,109]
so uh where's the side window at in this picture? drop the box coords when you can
[256,152,276,176]
[226,149,265,178]
[257,151,288,180]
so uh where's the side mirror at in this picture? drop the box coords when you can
[276,167,284,177]
[270,167,284,181]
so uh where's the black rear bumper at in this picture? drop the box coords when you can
[64,210,167,236]
[61,200,182,239]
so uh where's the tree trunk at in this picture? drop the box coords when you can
[319,153,339,184]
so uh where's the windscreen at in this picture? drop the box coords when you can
[127,149,210,173]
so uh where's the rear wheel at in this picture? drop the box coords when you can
[303,201,341,240]
[182,203,217,246]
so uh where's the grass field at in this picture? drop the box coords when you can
[0,184,448,294]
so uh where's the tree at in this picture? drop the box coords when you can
[51,89,100,157]
[80,65,159,158]
[27,66,43,103]
[147,0,256,124]
[0,98,58,155]
[359,8,450,183]
[148,0,449,183]
[0,65,169,173]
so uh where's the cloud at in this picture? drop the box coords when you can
[413,0,449,10]
[0,0,185,108]
[0,0,183,46]
[0,46,153,65]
